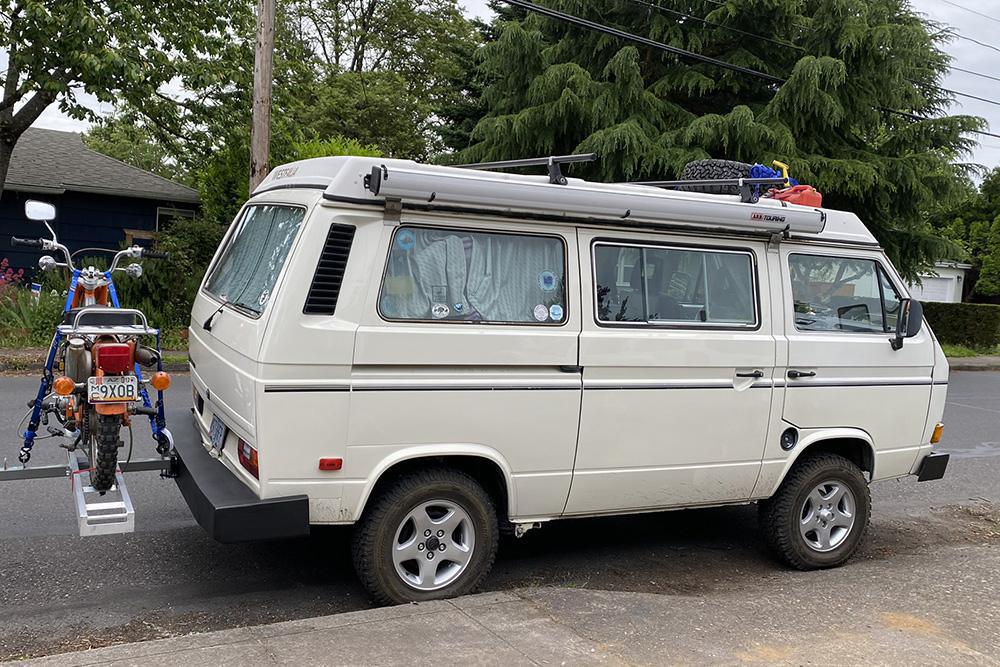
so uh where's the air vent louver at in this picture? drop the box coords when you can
[303,224,356,315]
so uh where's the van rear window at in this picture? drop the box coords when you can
[379,226,567,324]
[204,205,305,316]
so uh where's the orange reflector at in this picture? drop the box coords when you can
[319,457,343,471]
[930,423,944,444]
[150,371,171,391]
[53,376,75,396]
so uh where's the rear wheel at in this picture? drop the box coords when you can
[90,413,122,494]
[759,453,871,570]
[351,468,499,605]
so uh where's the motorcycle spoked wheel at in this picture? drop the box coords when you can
[89,413,122,494]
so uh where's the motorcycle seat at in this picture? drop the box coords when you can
[63,306,139,327]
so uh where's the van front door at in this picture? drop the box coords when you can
[565,233,779,515]
[773,250,935,482]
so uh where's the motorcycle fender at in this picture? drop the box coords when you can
[93,403,127,416]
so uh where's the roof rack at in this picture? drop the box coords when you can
[630,177,789,204]
[453,153,597,185]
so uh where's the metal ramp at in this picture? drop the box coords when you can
[68,452,136,536]
[1,452,173,537]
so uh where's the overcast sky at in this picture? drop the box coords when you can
[34,0,999,171]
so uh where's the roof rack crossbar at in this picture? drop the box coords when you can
[454,153,597,185]
[629,177,789,204]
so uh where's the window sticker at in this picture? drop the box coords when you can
[533,304,549,321]
[538,270,557,292]
[431,303,450,319]
[549,304,564,321]
[431,285,447,302]
[454,303,464,314]
[396,229,416,252]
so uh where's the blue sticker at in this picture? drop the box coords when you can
[549,304,564,321]
[396,229,416,252]
[454,303,464,313]
[538,270,557,292]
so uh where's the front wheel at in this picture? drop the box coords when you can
[759,453,871,569]
[351,469,499,605]
[90,413,122,494]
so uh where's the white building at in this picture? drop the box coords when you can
[907,261,972,303]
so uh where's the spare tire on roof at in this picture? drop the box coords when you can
[678,159,753,195]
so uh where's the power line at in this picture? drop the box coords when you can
[624,0,1000,110]
[951,32,1000,54]
[951,66,1000,84]
[622,0,803,52]
[500,0,1000,140]
[934,0,1000,26]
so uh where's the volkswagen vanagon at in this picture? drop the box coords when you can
[177,156,949,604]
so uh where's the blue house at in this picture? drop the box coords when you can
[1,127,199,272]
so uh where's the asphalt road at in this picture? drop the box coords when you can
[0,372,997,661]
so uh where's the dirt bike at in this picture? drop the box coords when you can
[10,200,173,494]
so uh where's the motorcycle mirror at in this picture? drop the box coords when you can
[124,263,143,279]
[25,200,56,222]
[38,255,58,272]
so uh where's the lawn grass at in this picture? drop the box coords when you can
[941,343,1000,358]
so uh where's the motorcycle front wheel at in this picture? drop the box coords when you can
[90,413,122,494]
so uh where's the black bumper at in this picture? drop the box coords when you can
[916,451,950,482]
[173,416,310,543]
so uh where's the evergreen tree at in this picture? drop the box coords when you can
[462,0,985,278]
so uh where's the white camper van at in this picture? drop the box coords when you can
[178,155,949,604]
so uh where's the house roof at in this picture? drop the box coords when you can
[4,127,200,204]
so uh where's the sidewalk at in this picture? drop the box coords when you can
[18,539,1000,667]
[948,355,1000,371]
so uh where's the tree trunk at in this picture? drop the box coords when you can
[0,134,15,200]
[249,0,276,193]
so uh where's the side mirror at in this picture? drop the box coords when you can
[891,298,923,350]
[25,200,56,222]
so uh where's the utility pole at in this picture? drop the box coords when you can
[249,0,276,192]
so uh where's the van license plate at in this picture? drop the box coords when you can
[209,415,227,453]
[87,375,138,403]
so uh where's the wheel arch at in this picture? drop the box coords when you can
[763,428,876,497]
[351,446,515,523]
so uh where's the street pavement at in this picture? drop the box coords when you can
[0,372,998,663]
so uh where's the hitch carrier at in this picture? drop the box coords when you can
[0,451,175,536]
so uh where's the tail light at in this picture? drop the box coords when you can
[93,343,133,374]
[237,438,259,479]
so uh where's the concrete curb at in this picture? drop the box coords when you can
[948,355,1000,371]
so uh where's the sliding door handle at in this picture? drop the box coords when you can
[559,365,583,374]
[787,369,816,379]
[735,370,764,378]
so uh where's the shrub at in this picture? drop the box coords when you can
[0,287,64,347]
[922,301,1000,349]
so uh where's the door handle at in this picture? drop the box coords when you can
[559,365,583,374]
[787,369,816,379]
[735,370,764,378]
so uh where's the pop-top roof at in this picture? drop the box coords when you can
[252,156,877,246]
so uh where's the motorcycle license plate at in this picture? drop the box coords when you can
[87,375,139,403]
[209,415,227,453]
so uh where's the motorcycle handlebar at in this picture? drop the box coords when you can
[141,249,170,260]
[10,237,43,249]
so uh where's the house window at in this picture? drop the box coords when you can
[156,207,195,231]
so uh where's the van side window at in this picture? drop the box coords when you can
[379,227,567,324]
[594,243,757,327]
[788,254,902,333]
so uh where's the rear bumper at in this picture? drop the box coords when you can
[916,451,950,482]
[173,416,309,543]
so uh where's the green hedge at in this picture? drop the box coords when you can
[922,301,1000,349]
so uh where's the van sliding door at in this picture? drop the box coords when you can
[566,232,779,514]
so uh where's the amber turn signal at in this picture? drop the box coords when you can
[53,376,75,396]
[930,422,944,444]
[150,371,171,391]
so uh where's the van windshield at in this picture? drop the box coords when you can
[203,204,305,316]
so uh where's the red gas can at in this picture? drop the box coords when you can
[771,185,823,207]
